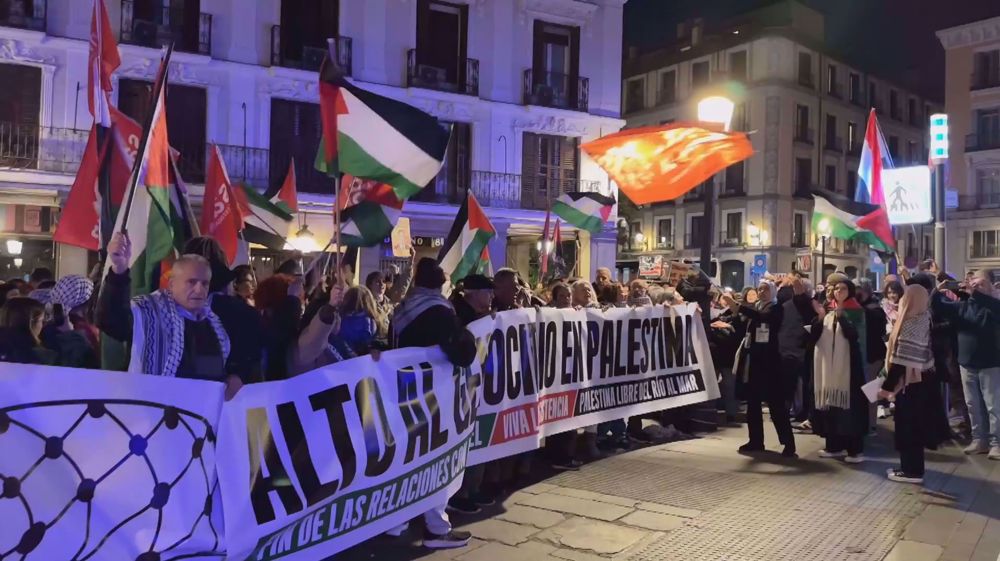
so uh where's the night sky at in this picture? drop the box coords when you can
[624,0,1000,101]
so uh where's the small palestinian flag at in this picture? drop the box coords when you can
[316,55,451,200]
[552,192,615,233]
[812,190,894,253]
[338,175,404,247]
[475,246,493,276]
[438,192,495,284]
[240,183,294,250]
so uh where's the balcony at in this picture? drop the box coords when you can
[966,133,1000,153]
[843,239,861,254]
[655,89,676,106]
[523,70,589,112]
[120,0,211,55]
[827,83,843,99]
[824,137,843,153]
[655,237,675,250]
[971,240,1000,259]
[0,0,45,31]
[846,143,861,158]
[798,73,815,89]
[271,28,352,75]
[971,74,1000,91]
[794,128,814,145]
[979,190,1000,209]
[406,50,479,96]
[217,144,270,188]
[791,235,808,248]
[793,183,815,198]
[718,232,743,248]
[0,123,88,174]
[849,93,864,107]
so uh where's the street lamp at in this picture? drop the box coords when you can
[5,239,22,255]
[696,95,735,321]
[634,232,646,251]
[817,218,831,280]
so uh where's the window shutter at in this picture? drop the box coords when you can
[532,20,544,83]
[522,132,540,208]
[165,84,207,183]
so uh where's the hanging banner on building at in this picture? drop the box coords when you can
[464,303,719,464]
[0,305,718,561]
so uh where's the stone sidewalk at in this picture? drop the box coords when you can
[333,420,1000,561]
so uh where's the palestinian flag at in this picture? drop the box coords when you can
[475,246,493,276]
[108,50,176,296]
[552,192,615,233]
[338,174,404,247]
[812,190,894,253]
[273,158,299,214]
[438,192,495,284]
[316,57,450,200]
[239,183,294,250]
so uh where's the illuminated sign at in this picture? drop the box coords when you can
[884,166,932,225]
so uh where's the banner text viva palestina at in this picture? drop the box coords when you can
[244,362,479,525]
[480,314,699,406]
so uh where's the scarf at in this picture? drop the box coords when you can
[813,298,864,410]
[885,285,932,392]
[129,290,230,377]
[881,299,899,335]
[392,286,453,338]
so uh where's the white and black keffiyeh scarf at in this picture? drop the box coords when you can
[129,291,230,377]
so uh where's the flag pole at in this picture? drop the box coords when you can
[120,43,174,236]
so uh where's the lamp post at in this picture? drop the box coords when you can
[817,218,831,281]
[929,113,949,270]
[696,95,735,320]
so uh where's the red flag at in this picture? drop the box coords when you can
[540,206,551,276]
[200,145,243,265]
[88,0,120,127]
[275,158,299,213]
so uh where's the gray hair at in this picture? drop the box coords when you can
[169,254,212,278]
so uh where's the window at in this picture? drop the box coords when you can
[973,50,1000,89]
[847,170,858,199]
[825,114,837,149]
[119,79,207,182]
[907,140,917,163]
[531,21,581,109]
[728,50,747,81]
[795,104,810,141]
[688,214,705,247]
[724,161,745,194]
[723,212,743,245]
[792,212,807,247]
[908,98,917,126]
[825,165,836,191]
[888,135,899,159]
[976,108,1000,147]
[849,72,861,104]
[657,70,676,104]
[277,0,340,69]
[414,0,470,90]
[797,52,813,87]
[972,230,1000,258]
[124,0,210,54]
[826,64,837,95]
[0,64,41,169]
[923,234,932,259]
[269,98,326,193]
[890,90,899,119]
[413,121,470,204]
[521,132,579,210]
[795,158,812,194]
[625,78,645,113]
[979,168,1000,207]
[691,60,709,88]
[847,121,858,153]
[656,218,673,248]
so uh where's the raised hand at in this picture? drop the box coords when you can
[108,232,131,275]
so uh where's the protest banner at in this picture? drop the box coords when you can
[0,365,226,560]
[0,304,718,561]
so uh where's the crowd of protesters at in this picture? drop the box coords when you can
[2,232,999,548]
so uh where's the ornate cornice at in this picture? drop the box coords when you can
[258,75,318,101]
[0,38,56,66]
[512,114,589,136]
[936,16,1000,50]
[409,98,475,122]
[519,0,599,26]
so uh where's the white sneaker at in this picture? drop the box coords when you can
[989,446,1000,461]
[819,450,847,459]
[963,440,990,455]
[845,454,865,464]
[877,405,888,419]
[887,469,923,484]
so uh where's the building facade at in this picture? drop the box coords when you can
[617,2,936,289]
[0,0,625,283]
[936,16,1000,278]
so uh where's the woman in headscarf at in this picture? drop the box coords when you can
[0,297,54,365]
[810,274,869,463]
[879,285,936,484]
[722,279,796,457]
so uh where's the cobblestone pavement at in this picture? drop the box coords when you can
[332,419,1000,561]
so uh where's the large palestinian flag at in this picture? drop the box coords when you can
[552,192,615,233]
[316,56,450,200]
[812,190,894,253]
[438,192,495,284]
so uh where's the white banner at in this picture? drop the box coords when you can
[0,304,718,561]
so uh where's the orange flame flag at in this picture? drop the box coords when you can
[581,123,753,205]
